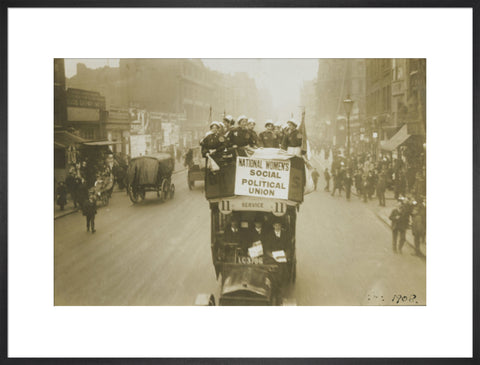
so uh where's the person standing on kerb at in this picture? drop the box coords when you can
[344,172,353,200]
[56,181,67,211]
[389,200,410,253]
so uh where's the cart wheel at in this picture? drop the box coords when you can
[169,184,175,199]
[128,185,140,203]
[159,179,168,202]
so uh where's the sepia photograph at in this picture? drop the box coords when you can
[53,58,427,306]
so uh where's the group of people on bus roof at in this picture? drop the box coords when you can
[200,114,304,161]
[222,212,291,261]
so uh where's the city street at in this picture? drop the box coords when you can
[54,168,426,306]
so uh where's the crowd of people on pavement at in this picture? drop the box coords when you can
[316,144,426,257]
[55,156,114,212]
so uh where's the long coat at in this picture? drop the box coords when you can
[264,229,290,254]
[82,199,97,217]
[227,128,255,148]
[389,207,409,231]
[200,132,227,157]
[258,130,279,148]
[281,129,302,149]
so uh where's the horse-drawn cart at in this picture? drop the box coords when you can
[126,153,175,203]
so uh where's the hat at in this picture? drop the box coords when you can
[223,115,233,122]
[272,217,283,225]
[265,120,274,128]
[219,121,226,128]
[237,115,248,124]
[274,121,283,127]
[210,121,220,129]
[248,118,255,125]
[287,119,297,127]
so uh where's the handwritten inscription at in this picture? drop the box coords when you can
[391,294,418,304]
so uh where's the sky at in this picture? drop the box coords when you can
[64,58,318,117]
[202,58,318,109]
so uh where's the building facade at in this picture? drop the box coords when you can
[316,59,367,151]
[65,88,107,141]
[365,58,426,162]
[67,59,264,147]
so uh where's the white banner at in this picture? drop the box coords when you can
[234,156,290,199]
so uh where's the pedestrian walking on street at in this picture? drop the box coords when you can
[82,193,97,233]
[77,178,89,210]
[389,201,410,253]
[376,170,387,207]
[331,170,343,197]
[344,172,353,200]
[394,171,406,199]
[410,200,426,256]
[311,168,320,191]
[56,181,67,211]
[366,170,376,199]
[324,168,331,192]
[354,170,363,196]
[362,173,369,202]
[65,170,76,205]
[414,171,426,201]
[72,177,82,208]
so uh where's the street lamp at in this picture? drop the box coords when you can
[343,95,354,158]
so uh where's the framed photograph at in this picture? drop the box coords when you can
[3,3,476,362]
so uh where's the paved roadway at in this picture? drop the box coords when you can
[54,169,426,306]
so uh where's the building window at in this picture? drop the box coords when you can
[82,128,95,140]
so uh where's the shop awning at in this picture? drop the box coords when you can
[380,124,411,151]
[54,130,86,148]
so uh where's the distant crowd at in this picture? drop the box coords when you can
[319,146,426,257]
